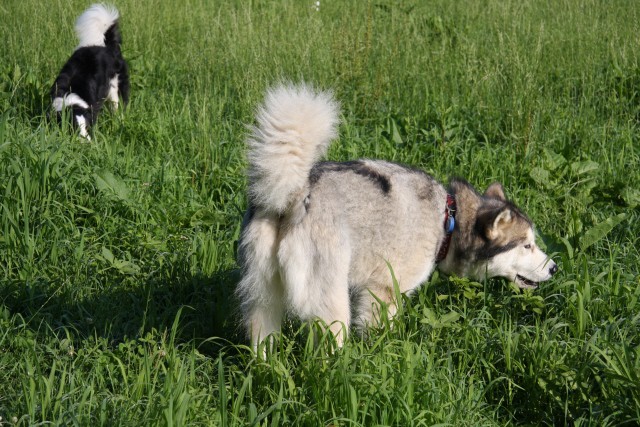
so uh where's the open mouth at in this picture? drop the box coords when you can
[515,275,539,289]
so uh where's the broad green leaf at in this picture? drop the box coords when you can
[570,160,599,176]
[529,167,551,187]
[621,187,640,208]
[440,311,461,324]
[101,247,139,274]
[94,170,131,202]
[101,246,115,263]
[420,309,460,328]
[543,148,567,171]
[580,213,627,252]
[113,259,140,275]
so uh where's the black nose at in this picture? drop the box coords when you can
[549,264,558,276]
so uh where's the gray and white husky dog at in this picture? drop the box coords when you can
[237,84,558,350]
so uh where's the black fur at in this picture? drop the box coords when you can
[309,161,392,194]
[51,22,129,135]
[476,241,520,260]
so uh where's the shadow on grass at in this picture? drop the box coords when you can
[0,265,245,358]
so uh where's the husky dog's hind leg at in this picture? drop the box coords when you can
[278,220,352,346]
[237,209,284,351]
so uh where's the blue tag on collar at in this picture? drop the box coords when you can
[445,216,455,234]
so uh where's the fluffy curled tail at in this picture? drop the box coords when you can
[247,84,340,214]
[75,3,120,49]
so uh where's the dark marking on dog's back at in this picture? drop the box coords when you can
[310,161,391,194]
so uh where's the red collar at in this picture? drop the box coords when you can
[436,194,456,263]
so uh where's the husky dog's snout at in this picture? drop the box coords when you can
[549,263,559,276]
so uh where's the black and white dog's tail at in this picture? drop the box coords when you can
[75,3,120,49]
[246,84,340,214]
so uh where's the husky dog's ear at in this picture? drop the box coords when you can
[487,208,513,240]
[484,182,506,200]
[477,206,514,241]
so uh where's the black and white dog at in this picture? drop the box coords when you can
[51,4,129,139]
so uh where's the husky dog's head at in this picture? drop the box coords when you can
[441,180,558,289]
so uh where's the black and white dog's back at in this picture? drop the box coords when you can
[51,3,129,139]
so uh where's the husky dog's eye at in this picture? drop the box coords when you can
[524,244,532,249]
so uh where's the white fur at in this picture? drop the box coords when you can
[107,74,120,108]
[486,229,555,286]
[75,115,90,140]
[52,93,89,111]
[75,3,119,48]
[246,84,340,214]
[237,210,284,350]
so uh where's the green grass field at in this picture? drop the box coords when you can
[1,0,639,425]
